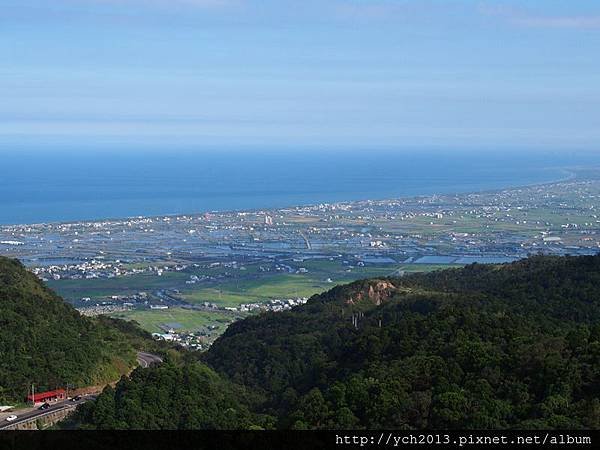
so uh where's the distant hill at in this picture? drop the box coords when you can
[0,257,154,404]
[76,255,600,429]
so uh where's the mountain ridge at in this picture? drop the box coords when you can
[0,257,157,404]
[202,254,600,429]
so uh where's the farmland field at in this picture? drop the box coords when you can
[109,307,240,334]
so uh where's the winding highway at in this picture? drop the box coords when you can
[136,351,163,368]
[0,352,163,430]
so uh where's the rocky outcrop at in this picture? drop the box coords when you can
[346,280,396,306]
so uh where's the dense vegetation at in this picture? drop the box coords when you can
[202,254,600,429]
[73,357,269,429]
[0,257,155,404]
[57,255,600,428]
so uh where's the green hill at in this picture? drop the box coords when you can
[203,254,600,429]
[0,257,153,403]
[75,254,600,429]
[71,357,268,429]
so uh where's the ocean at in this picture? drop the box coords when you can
[0,148,597,225]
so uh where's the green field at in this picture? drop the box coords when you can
[47,271,189,300]
[109,307,239,334]
[181,274,333,305]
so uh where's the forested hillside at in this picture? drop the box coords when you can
[204,255,600,429]
[73,357,269,429]
[76,255,600,429]
[0,257,154,404]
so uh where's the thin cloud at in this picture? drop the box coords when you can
[333,2,405,20]
[92,0,238,9]
[479,3,600,30]
[513,16,600,29]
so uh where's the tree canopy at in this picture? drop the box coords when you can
[203,255,600,429]
[0,257,157,403]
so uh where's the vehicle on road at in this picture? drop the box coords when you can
[38,403,50,410]
[5,415,17,422]
[70,395,82,402]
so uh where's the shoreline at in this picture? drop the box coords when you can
[0,166,588,228]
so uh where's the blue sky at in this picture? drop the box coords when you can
[1,0,599,151]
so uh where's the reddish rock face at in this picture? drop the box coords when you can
[367,281,396,305]
[346,280,396,306]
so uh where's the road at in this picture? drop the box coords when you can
[0,395,92,430]
[0,352,163,430]
[136,351,163,368]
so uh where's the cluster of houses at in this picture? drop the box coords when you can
[151,323,224,350]
[225,297,309,313]
[31,260,191,282]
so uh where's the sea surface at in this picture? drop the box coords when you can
[0,148,598,225]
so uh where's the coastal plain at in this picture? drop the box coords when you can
[2,172,600,347]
